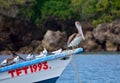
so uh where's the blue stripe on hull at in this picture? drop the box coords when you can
[34,77,59,83]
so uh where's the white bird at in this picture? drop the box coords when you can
[26,53,34,60]
[42,48,48,55]
[35,52,46,59]
[0,59,7,66]
[35,48,47,59]
[52,48,62,54]
[13,56,19,63]
[67,21,85,48]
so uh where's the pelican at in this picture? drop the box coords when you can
[26,53,34,60]
[67,21,85,48]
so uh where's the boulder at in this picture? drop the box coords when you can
[18,46,33,54]
[42,30,67,51]
[93,20,120,51]
[0,50,10,55]
[83,40,98,52]
[93,23,109,43]
[106,40,118,51]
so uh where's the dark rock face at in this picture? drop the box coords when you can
[0,14,120,54]
[0,15,45,54]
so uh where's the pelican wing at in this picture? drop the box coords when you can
[67,33,77,45]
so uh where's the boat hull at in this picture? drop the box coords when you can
[0,48,83,83]
[0,57,71,83]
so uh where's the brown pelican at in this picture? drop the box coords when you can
[67,21,85,48]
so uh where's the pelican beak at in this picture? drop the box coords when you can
[82,35,85,40]
[80,30,85,40]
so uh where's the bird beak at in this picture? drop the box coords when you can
[82,35,85,40]
[80,30,85,40]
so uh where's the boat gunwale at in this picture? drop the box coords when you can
[0,48,83,72]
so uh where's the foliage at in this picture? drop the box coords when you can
[20,0,76,25]
[20,0,48,24]
[0,0,120,27]
[0,0,31,17]
[40,1,74,21]
[0,0,25,8]
[81,0,98,19]
[80,0,120,26]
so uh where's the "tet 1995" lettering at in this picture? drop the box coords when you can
[8,62,50,78]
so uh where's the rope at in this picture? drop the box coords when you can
[68,46,82,83]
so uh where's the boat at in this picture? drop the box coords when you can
[0,48,83,83]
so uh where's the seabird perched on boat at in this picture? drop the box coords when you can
[67,21,85,48]
[52,48,62,54]
[26,53,34,60]
[11,51,26,62]
[0,51,26,67]
[0,59,7,66]
[13,56,19,63]
[42,48,48,55]
[35,48,47,58]
[35,52,46,59]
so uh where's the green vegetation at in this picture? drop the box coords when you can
[0,0,25,8]
[41,1,74,20]
[0,0,120,26]
[19,0,76,25]
[73,0,120,26]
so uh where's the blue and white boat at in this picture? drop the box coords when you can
[0,48,83,83]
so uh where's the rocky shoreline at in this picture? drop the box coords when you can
[83,20,120,52]
[0,15,120,55]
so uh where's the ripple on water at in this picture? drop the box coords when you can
[57,53,120,83]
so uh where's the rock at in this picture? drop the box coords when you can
[18,46,33,54]
[93,20,120,51]
[0,50,10,55]
[93,23,109,43]
[42,30,67,51]
[30,40,41,49]
[83,40,98,52]
[109,20,120,34]
[84,31,94,40]
[106,40,118,51]
[34,44,43,53]
[81,31,100,52]
[0,14,45,53]
[117,45,120,51]
[106,20,120,44]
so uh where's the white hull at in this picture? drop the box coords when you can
[0,48,83,83]
[0,57,71,83]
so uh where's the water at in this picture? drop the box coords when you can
[0,52,120,83]
[56,52,120,83]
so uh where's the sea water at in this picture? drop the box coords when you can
[0,52,120,83]
[56,52,120,83]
